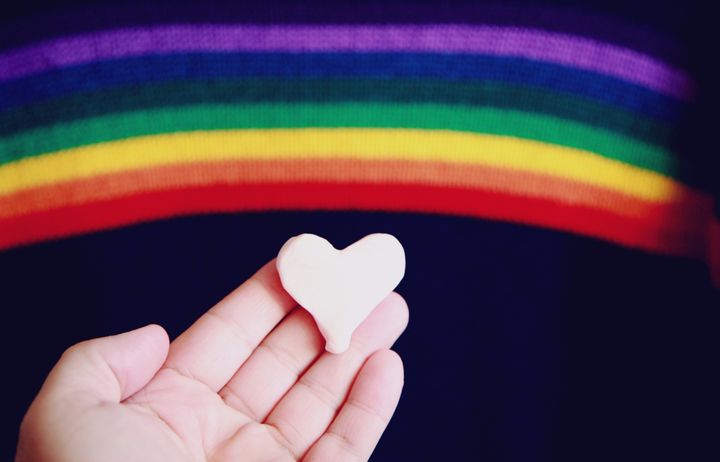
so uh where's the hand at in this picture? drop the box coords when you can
[16,261,409,462]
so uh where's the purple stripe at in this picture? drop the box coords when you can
[0,25,693,100]
[0,3,687,66]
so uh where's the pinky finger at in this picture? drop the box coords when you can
[303,350,404,462]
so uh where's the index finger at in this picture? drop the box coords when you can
[164,260,297,391]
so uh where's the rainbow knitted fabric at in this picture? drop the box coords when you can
[1,1,718,460]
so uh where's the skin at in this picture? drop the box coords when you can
[16,260,409,462]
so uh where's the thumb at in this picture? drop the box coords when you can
[16,325,170,462]
[39,324,169,404]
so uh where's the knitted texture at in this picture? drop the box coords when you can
[1,3,719,460]
[0,3,716,274]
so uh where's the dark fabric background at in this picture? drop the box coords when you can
[2,212,719,460]
[2,1,718,460]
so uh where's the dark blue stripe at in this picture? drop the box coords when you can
[0,52,683,121]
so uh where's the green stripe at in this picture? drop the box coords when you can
[1,102,681,181]
[0,78,671,147]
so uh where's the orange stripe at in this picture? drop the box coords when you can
[0,158,712,233]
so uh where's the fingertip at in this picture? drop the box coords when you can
[140,323,170,351]
[121,324,170,363]
[45,324,172,403]
[348,293,409,354]
[383,349,404,373]
[364,349,404,387]
[385,291,410,333]
[106,325,170,398]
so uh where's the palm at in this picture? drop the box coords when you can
[23,262,408,462]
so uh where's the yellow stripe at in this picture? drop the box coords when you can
[0,128,683,201]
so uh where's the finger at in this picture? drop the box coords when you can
[264,293,409,459]
[164,260,297,391]
[38,324,169,404]
[304,350,404,462]
[220,307,325,420]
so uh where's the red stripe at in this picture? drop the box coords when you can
[0,182,708,258]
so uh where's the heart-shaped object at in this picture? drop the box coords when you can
[276,233,405,354]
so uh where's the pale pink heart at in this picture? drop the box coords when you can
[276,233,406,354]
